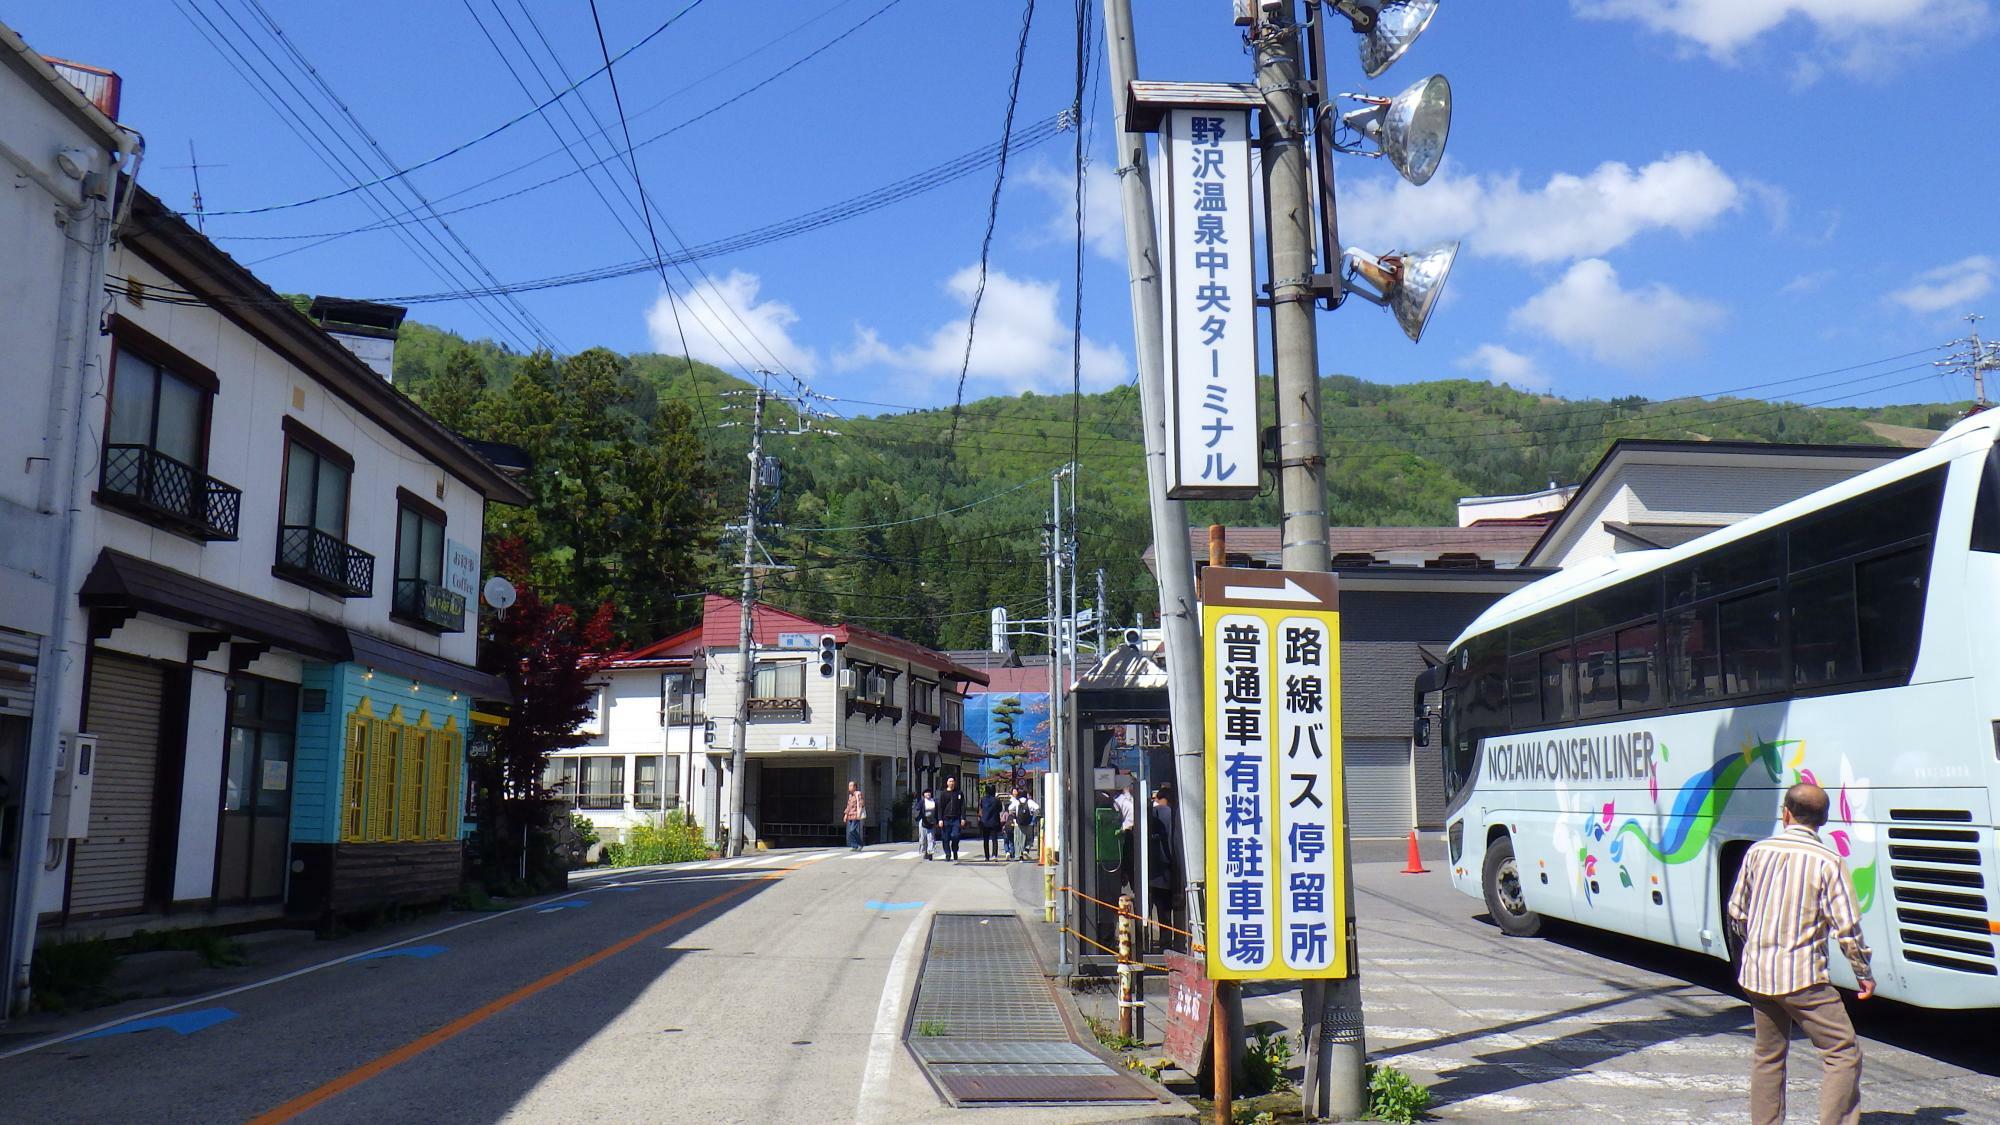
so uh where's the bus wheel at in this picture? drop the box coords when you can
[1482,835,1542,938]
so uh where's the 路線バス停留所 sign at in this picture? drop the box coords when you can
[1201,567,1347,981]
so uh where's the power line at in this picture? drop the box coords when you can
[946,0,1040,447]
[237,0,564,353]
[201,0,712,216]
[172,0,543,353]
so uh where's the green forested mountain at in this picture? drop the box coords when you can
[390,321,1968,652]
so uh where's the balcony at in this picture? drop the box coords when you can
[276,525,373,598]
[664,704,706,726]
[392,578,466,632]
[99,444,241,541]
[746,696,807,721]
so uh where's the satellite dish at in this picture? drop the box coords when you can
[482,576,517,611]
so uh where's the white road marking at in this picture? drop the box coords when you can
[0,878,608,1061]
[855,906,933,1124]
[846,850,886,861]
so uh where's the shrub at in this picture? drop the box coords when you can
[569,813,601,851]
[1241,1030,1295,1095]
[1367,1063,1431,1124]
[607,810,711,866]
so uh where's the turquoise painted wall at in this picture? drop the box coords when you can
[289,661,473,845]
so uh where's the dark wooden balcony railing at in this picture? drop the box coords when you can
[276,525,373,598]
[100,444,241,541]
[392,578,466,632]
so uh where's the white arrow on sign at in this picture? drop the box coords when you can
[1222,578,1322,605]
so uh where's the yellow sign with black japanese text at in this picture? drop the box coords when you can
[1200,567,1348,981]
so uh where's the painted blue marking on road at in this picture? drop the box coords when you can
[353,944,447,961]
[864,901,925,911]
[537,900,592,913]
[79,1008,238,1039]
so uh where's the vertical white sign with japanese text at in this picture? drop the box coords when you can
[1160,107,1259,499]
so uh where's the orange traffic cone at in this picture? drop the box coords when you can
[1401,829,1431,874]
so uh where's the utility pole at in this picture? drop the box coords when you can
[1255,3,1363,1117]
[727,388,767,857]
[1967,314,1992,409]
[1095,568,1109,652]
[1101,0,1212,952]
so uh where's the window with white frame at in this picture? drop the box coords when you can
[545,756,625,809]
[634,755,682,810]
[752,659,806,701]
[943,694,964,732]
[661,671,705,724]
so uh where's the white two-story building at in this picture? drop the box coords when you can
[0,32,533,1018]
[550,597,987,849]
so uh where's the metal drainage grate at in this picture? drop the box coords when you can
[904,913,1161,1107]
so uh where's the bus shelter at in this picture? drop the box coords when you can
[1063,644,1178,968]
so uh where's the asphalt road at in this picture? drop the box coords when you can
[1,848,1173,1125]
[1246,861,2000,1122]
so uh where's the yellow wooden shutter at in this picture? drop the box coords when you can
[427,727,455,840]
[340,709,369,842]
[367,720,397,842]
[399,721,426,842]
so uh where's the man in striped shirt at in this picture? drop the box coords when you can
[1726,782,1874,1125]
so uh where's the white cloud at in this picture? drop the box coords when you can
[1023,161,1124,262]
[837,266,1127,394]
[1510,259,1725,368]
[1779,269,1835,296]
[1340,152,1741,265]
[1457,344,1551,392]
[1886,255,1996,314]
[1572,0,1990,75]
[644,270,819,376]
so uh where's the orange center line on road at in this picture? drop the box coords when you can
[245,865,799,1125]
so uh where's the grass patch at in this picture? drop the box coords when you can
[915,1020,948,1037]
[28,939,120,1013]
[125,927,247,968]
[1082,1012,1145,1053]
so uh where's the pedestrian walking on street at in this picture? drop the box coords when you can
[977,784,1004,861]
[1148,787,1184,944]
[1727,782,1874,1125]
[843,781,866,851]
[937,775,965,861]
[912,788,938,860]
[1010,788,1040,862]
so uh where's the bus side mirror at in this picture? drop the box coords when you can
[1413,716,1431,747]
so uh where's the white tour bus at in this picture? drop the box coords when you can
[1416,410,2000,1008]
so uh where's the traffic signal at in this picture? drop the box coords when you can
[818,634,838,678]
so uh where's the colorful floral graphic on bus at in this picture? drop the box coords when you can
[1568,736,1877,912]
[1612,738,1791,866]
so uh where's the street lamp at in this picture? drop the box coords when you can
[1330,73,1451,185]
[1329,0,1441,78]
[1340,241,1460,342]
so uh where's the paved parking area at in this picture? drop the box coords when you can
[1227,861,2000,1122]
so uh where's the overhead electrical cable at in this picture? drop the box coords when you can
[238,0,564,352]
[946,0,1040,448]
[200,0,711,216]
[172,0,542,352]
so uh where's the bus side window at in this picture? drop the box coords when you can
[1974,444,2000,554]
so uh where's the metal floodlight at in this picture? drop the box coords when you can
[1334,74,1451,185]
[1332,0,1442,79]
[1341,241,1459,342]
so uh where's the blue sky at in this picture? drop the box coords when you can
[16,1,1999,411]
